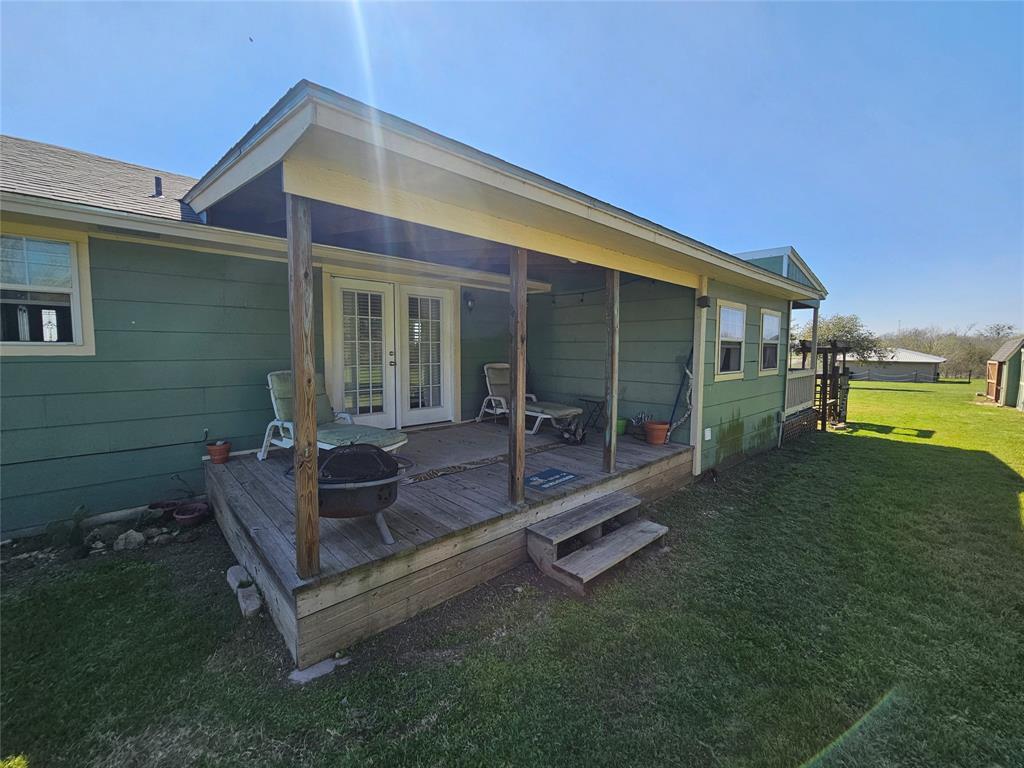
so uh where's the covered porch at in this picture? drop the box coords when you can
[184,82,823,666]
[207,420,692,667]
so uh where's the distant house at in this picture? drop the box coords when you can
[847,348,945,382]
[986,336,1024,407]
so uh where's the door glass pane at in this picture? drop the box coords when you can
[341,288,386,414]
[408,295,442,409]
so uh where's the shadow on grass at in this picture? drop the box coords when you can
[852,386,933,394]
[844,421,936,438]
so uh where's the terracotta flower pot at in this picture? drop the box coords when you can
[643,420,670,445]
[173,501,210,527]
[206,442,231,464]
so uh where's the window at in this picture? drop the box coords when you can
[716,300,746,380]
[0,229,94,356]
[407,295,442,410]
[340,288,386,414]
[760,309,782,374]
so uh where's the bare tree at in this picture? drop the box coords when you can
[794,314,889,360]
[883,324,1018,378]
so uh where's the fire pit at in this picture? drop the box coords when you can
[316,444,413,545]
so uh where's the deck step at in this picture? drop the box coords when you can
[552,519,667,588]
[527,491,641,546]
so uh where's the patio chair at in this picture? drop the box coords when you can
[257,370,408,460]
[476,362,583,435]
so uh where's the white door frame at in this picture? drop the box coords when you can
[331,276,398,429]
[397,284,456,427]
[329,275,457,430]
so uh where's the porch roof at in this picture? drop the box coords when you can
[184,80,827,302]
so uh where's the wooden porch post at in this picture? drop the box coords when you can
[809,305,819,364]
[810,305,822,434]
[287,193,320,579]
[603,269,620,472]
[508,247,528,504]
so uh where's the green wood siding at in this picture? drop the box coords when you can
[788,261,814,288]
[460,287,509,420]
[745,254,785,276]
[0,238,324,535]
[527,276,695,442]
[701,280,789,470]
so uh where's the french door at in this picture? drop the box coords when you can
[398,285,454,427]
[332,278,397,428]
[331,277,454,429]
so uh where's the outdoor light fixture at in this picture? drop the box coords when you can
[463,290,476,312]
[697,295,711,308]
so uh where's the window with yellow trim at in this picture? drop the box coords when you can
[760,309,781,373]
[717,301,746,378]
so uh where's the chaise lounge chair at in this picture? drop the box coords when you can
[258,370,408,460]
[476,362,583,435]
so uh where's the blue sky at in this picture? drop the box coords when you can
[2,2,1021,332]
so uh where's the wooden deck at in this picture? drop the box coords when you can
[207,421,693,667]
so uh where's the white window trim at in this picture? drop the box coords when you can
[0,223,95,357]
[714,299,746,382]
[759,308,782,376]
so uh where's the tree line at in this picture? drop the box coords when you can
[794,315,1018,379]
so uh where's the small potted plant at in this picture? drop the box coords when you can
[206,439,232,464]
[628,411,651,438]
[643,419,670,445]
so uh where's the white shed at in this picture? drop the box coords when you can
[847,348,945,382]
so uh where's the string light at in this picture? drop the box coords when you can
[544,275,649,307]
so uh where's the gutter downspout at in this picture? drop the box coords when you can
[690,276,709,476]
[778,300,792,448]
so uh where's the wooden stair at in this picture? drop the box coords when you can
[527,491,667,595]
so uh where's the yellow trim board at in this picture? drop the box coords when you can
[282,156,702,289]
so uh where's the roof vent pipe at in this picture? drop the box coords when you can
[153,176,163,198]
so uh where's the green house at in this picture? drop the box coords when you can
[1,81,829,665]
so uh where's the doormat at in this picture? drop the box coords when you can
[525,467,578,490]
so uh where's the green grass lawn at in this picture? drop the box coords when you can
[3,382,1022,767]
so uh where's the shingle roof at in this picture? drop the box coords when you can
[989,336,1024,363]
[1,135,201,223]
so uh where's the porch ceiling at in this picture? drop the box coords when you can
[206,163,584,286]
[186,81,825,301]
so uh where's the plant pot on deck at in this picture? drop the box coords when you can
[643,421,670,445]
[206,441,232,464]
[616,417,628,436]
